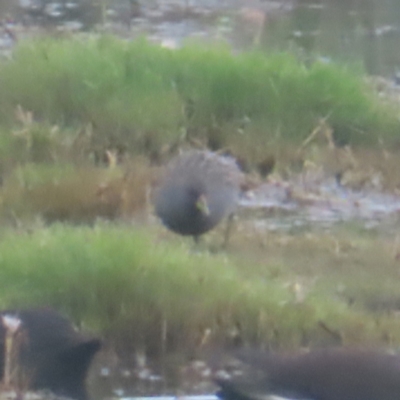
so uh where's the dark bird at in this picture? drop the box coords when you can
[154,150,243,241]
[0,307,101,400]
[215,348,400,400]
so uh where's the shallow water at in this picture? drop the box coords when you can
[1,0,400,76]
[239,177,400,235]
[120,397,287,400]
[122,396,218,400]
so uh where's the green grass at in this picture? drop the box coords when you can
[0,36,397,167]
[0,224,399,355]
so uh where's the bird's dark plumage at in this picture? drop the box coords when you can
[0,307,101,400]
[155,150,243,238]
[215,348,400,400]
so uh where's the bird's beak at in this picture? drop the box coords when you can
[196,194,210,216]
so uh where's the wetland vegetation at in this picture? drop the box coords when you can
[0,34,399,377]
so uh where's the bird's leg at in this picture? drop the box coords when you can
[222,212,235,249]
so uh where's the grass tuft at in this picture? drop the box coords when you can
[0,225,399,355]
[0,36,397,166]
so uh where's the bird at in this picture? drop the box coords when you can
[215,347,400,400]
[154,149,243,242]
[0,307,101,400]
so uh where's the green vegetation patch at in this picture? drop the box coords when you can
[0,224,398,355]
[0,36,397,164]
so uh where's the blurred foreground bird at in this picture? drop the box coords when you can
[215,347,400,400]
[0,307,101,400]
[154,149,243,243]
